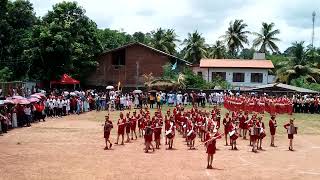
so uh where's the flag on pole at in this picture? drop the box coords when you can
[118,81,121,91]
[171,61,177,70]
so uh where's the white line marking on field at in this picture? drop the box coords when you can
[298,171,320,175]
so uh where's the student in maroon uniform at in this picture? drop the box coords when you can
[269,115,277,147]
[131,111,138,140]
[223,113,231,146]
[125,113,131,143]
[144,121,155,153]
[256,116,266,150]
[115,112,125,145]
[205,129,222,169]
[103,115,113,150]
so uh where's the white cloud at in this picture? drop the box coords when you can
[30,0,319,51]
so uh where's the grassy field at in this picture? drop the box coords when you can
[88,105,320,135]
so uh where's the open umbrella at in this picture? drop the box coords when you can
[12,95,24,99]
[106,86,114,90]
[31,94,42,99]
[13,99,30,105]
[35,93,46,97]
[133,90,142,94]
[4,99,14,104]
[63,91,69,96]
[28,97,40,103]
[70,92,76,96]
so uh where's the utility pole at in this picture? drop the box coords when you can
[312,11,316,47]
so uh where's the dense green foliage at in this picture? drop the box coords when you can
[0,0,319,91]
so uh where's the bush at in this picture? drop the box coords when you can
[0,67,13,81]
[290,76,320,92]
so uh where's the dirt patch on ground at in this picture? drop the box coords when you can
[0,111,320,180]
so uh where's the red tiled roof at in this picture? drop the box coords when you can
[200,59,274,69]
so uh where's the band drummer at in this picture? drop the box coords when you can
[284,118,297,151]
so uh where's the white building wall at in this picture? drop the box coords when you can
[192,67,271,87]
[208,68,269,87]
[192,66,209,81]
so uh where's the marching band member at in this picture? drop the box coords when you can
[204,129,222,169]
[269,115,277,147]
[103,115,113,150]
[115,112,126,145]
[125,113,131,143]
[187,125,196,150]
[144,121,155,153]
[229,118,239,150]
[242,111,249,139]
[131,111,138,140]
[154,118,162,149]
[256,116,266,150]
[284,118,297,151]
[166,118,175,149]
[164,114,171,145]
[138,110,144,137]
[223,113,231,146]
[248,114,256,146]
[249,118,258,152]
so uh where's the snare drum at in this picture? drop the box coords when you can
[187,130,196,140]
[253,127,260,136]
[229,130,238,140]
[166,130,174,139]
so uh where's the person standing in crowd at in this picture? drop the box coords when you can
[103,115,113,150]
[76,98,81,115]
[57,97,63,117]
[62,98,67,116]
[66,98,70,115]
[24,105,31,127]
[0,112,8,133]
[53,97,58,117]
[149,93,155,109]
[156,93,161,110]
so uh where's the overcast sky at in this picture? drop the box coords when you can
[30,0,320,52]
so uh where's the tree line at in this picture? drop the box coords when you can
[0,1,319,90]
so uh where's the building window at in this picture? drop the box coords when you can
[197,71,203,77]
[233,73,245,82]
[212,72,226,81]
[112,49,126,66]
[251,73,263,83]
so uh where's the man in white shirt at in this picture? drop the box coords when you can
[57,98,63,117]
[52,98,57,117]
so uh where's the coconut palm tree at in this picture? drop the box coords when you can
[182,31,207,63]
[150,28,179,54]
[252,22,280,53]
[208,40,226,59]
[276,41,320,84]
[221,19,250,57]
